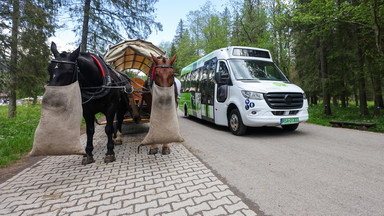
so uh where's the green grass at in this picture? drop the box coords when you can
[0,105,41,167]
[0,105,104,167]
[307,103,384,132]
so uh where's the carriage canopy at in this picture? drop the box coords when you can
[104,38,165,75]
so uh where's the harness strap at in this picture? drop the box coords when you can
[90,54,105,77]
[151,63,156,80]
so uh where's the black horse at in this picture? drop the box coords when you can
[49,42,136,165]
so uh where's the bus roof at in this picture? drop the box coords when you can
[180,46,272,75]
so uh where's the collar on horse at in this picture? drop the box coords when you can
[80,54,113,103]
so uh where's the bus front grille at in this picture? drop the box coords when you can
[264,93,303,109]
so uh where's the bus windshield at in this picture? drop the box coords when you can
[228,59,288,82]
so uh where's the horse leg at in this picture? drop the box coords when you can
[114,105,125,145]
[82,114,95,165]
[162,144,171,155]
[104,112,116,163]
[149,144,158,155]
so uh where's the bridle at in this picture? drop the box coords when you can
[50,59,79,84]
[153,64,175,87]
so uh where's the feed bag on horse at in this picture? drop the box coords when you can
[141,83,184,145]
[30,81,85,156]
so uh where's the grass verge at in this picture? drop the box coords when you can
[307,104,384,132]
[0,105,103,167]
[0,105,41,167]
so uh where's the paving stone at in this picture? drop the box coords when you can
[69,207,97,216]
[158,195,181,206]
[135,199,158,212]
[97,201,122,213]
[146,191,167,202]
[224,201,250,214]
[172,198,194,211]
[0,124,256,216]
[202,206,228,216]
[161,208,188,216]
[108,206,133,216]
[186,202,211,215]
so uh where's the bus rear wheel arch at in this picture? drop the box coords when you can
[228,108,247,135]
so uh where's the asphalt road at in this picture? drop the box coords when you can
[178,112,384,216]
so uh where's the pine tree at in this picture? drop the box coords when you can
[0,0,57,117]
[67,0,163,53]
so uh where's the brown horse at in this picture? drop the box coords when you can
[141,53,178,155]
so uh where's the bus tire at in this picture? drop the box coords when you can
[183,104,188,117]
[228,109,247,135]
[282,123,299,131]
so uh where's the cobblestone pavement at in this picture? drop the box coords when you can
[0,124,257,216]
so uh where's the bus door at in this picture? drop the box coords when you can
[190,69,197,116]
[215,60,232,126]
[201,58,217,122]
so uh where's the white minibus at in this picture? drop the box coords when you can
[179,46,308,135]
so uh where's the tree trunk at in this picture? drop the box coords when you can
[333,96,338,107]
[341,95,346,108]
[8,0,20,118]
[313,94,318,105]
[351,0,368,116]
[355,42,368,116]
[371,69,383,117]
[81,0,91,52]
[320,36,331,115]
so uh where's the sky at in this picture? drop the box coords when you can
[52,0,230,51]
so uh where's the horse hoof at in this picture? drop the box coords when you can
[104,155,116,163]
[82,155,95,165]
[162,147,170,155]
[148,147,158,155]
[114,139,122,145]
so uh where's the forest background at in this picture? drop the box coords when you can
[1,0,383,119]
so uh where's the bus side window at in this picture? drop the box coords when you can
[218,61,230,84]
[191,70,197,92]
[207,59,217,105]
[196,68,201,92]
[201,65,208,104]
[217,61,230,102]
[180,74,185,93]
[186,72,191,92]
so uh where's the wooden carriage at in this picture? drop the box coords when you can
[103,39,166,124]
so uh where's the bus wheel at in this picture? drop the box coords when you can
[229,109,247,135]
[183,105,188,117]
[282,123,299,131]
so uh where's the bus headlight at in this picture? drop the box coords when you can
[303,92,307,99]
[241,90,263,100]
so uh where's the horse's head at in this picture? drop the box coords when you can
[151,53,177,87]
[48,42,80,86]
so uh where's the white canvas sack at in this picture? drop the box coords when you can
[30,81,85,156]
[141,83,184,145]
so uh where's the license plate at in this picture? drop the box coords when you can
[281,118,299,125]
